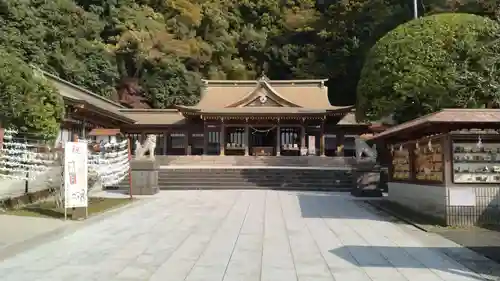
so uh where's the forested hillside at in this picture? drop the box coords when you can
[0,0,498,109]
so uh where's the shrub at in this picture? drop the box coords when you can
[356,13,500,123]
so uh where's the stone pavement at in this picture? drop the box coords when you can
[0,214,69,250]
[0,190,496,281]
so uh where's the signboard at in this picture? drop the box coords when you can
[64,142,88,208]
[449,188,476,206]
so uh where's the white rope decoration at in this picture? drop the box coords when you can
[88,139,129,187]
[250,125,277,134]
[0,128,55,180]
[0,129,130,186]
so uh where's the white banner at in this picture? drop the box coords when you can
[64,142,88,208]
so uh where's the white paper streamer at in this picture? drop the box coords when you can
[88,140,129,187]
[0,129,55,180]
[0,129,130,185]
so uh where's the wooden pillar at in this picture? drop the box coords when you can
[81,118,86,139]
[320,121,326,157]
[203,122,208,155]
[244,125,249,156]
[184,129,190,155]
[220,121,225,156]
[163,132,168,155]
[442,135,452,185]
[300,125,306,154]
[276,125,281,156]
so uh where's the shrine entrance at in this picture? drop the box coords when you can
[250,126,277,156]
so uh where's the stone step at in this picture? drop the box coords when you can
[157,176,353,181]
[158,179,351,185]
[158,169,353,174]
[158,172,353,177]
[153,155,374,168]
[113,165,358,191]
[157,185,352,191]
[158,176,352,179]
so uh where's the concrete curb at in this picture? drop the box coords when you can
[0,197,152,261]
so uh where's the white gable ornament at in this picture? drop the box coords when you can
[259,95,268,104]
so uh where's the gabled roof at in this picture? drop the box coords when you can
[41,70,135,124]
[181,75,343,112]
[370,109,500,141]
[225,79,302,108]
[120,109,185,125]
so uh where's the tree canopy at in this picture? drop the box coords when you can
[1,0,499,114]
[0,48,64,140]
[356,13,500,123]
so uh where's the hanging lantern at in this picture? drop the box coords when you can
[427,139,433,152]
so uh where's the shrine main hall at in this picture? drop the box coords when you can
[49,72,375,157]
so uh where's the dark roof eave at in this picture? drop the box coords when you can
[187,109,352,115]
[82,103,136,124]
[42,70,126,109]
[62,96,83,104]
[369,122,431,141]
[337,123,370,127]
[174,105,201,112]
[325,105,355,112]
[122,123,186,128]
[192,111,327,113]
[370,119,500,142]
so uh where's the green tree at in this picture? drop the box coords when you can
[356,13,500,123]
[0,0,117,97]
[3,0,500,112]
[0,49,64,140]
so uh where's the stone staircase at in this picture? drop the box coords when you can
[111,156,376,191]
[115,168,354,191]
[156,168,354,191]
[154,155,372,168]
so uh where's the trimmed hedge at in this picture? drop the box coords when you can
[356,13,500,123]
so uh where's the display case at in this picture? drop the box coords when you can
[391,148,410,180]
[414,142,444,182]
[452,140,500,183]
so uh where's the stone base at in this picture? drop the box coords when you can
[130,159,159,196]
[131,159,158,170]
[351,170,383,197]
[130,185,159,195]
[351,188,383,197]
[71,207,87,220]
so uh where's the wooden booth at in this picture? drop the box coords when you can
[370,109,500,226]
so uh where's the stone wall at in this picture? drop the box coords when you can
[389,182,500,226]
[388,182,447,222]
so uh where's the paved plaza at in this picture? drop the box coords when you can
[0,190,496,281]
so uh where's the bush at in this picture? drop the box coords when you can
[0,49,64,140]
[356,13,500,123]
